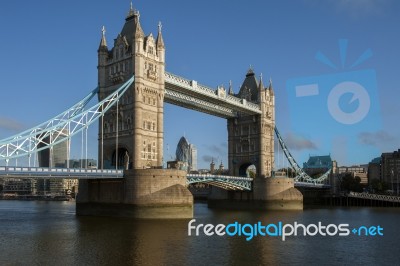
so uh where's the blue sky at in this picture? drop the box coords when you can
[0,0,399,169]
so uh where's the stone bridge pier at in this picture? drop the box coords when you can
[76,169,193,218]
[208,177,303,210]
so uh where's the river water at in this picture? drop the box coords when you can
[0,201,399,266]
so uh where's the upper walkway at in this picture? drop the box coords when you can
[164,72,261,118]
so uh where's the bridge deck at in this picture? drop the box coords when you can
[0,168,330,190]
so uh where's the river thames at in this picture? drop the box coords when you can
[0,200,399,265]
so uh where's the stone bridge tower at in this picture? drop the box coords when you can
[227,69,275,178]
[97,5,165,169]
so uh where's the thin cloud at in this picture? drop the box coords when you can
[332,0,393,18]
[202,155,214,162]
[283,132,318,151]
[0,117,24,131]
[204,143,226,156]
[358,130,395,146]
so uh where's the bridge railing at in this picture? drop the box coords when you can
[348,191,400,203]
[294,181,331,188]
[0,166,123,178]
[187,173,253,181]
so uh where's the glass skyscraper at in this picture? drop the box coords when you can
[176,136,197,172]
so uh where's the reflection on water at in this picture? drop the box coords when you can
[0,201,399,265]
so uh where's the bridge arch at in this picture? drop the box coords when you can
[111,147,130,169]
[238,163,256,178]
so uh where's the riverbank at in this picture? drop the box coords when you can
[1,194,74,201]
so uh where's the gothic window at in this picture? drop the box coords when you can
[117,64,120,72]
[149,46,154,54]
[113,65,116,74]
[119,46,123,58]
[147,144,152,159]
[147,122,151,130]
[152,141,156,147]
[153,98,156,105]
[242,144,248,152]
[143,121,146,129]
[152,122,155,131]
[149,63,153,71]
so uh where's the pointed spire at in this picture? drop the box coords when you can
[268,77,274,95]
[134,10,144,38]
[98,26,107,50]
[228,80,234,95]
[259,73,264,90]
[156,21,165,48]
[127,1,135,19]
[246,65,255,77]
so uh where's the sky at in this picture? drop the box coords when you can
[0,0,399,169]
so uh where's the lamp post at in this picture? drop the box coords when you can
[397,170,399,196]
[391,169,394,194]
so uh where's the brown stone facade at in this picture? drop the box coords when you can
[76,169,193,219]
[97,9,165,170]
[208,177,303,210]
[227,70,275,178]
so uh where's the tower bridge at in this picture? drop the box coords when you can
[0,5,332,218]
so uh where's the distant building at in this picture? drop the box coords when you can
[176,136,198,172]
[37,129,69,168]
[381,149,400,192]
[66,159,97,169]
[368,157,381,182]
[210,158,215,174]
[36,129,70,195]
[2,178,36,195]
[337,165,368,185]
[189,144,197,171]
[303,155,333,177]
[167,160,188,171]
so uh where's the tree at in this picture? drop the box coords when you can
[276,167,296,177]
[369,178,388,193]
[340,173,363,192]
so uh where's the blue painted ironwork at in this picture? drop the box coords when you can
[274,126,331,184]
[187,174,252,191]
[0,76,134,161]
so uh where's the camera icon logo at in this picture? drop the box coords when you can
[286,39,381,161]
[327,81,370,125]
